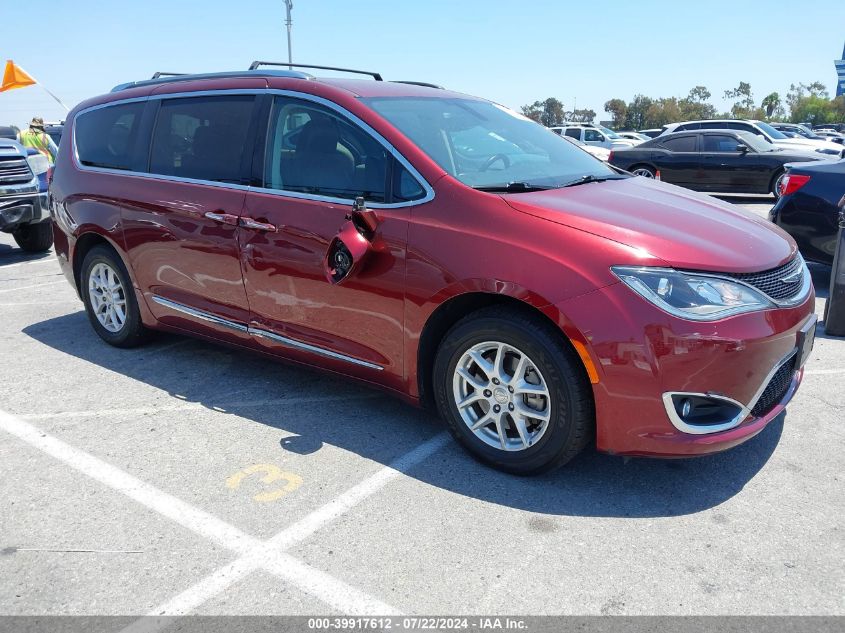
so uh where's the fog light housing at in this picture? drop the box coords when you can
[662,392,746,434]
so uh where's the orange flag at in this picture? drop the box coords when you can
[0,60,37,93]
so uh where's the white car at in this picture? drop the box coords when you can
[549,124,636,150]
[560,135,611,161]
[615,131,650,143]
[661,119,844,157]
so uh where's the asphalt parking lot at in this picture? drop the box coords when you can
[0,195,842,620]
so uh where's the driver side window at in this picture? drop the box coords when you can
[264,97,388,203]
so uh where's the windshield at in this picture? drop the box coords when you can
[598,125,621,139]
[737,131,779,152]
[362,97,614,189]
[754,121,787,140]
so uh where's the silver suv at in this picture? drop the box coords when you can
[0,139,52,252]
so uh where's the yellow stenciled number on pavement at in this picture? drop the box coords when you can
[226,464,303,502]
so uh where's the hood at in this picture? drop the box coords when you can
[774,137,843,154]
[503,176,796,273]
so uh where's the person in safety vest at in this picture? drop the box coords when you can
[19,117,58,163]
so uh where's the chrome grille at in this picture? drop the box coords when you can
[751,357,796,418]
[0,156,33,185]
[725,256,804,302]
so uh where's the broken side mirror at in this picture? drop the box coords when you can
[324,197,380,285]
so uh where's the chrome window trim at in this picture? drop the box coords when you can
[71,88,434,209]
[151,295,383,371]
[662,347,799,435]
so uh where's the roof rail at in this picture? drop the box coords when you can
[151,72,186,79]
[249,61,383,81]
[111,69,314,92]
[391,80,444,89]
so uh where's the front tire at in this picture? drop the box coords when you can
[433,306,594,475]
[81,245,148,348]
[12,222,53,252]
[771,170,786,199]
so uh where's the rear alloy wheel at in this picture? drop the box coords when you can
[433,307,594,475]
[631,165,656,179]
[12,222,53,252]
[771,170,787,199]
[81,245,148,348]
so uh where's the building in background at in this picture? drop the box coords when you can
[837,41,845,97]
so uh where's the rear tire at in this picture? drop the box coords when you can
[433,306,594,475]
[81,245,148,348]
[12,222,53,252]
[630,165,656,179]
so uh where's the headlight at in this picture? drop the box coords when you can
[26,153,50,176]
[611,267,774,321]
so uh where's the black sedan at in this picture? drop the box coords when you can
[769,160,845,265]
[609,130,824,198]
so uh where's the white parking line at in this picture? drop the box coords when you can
[0,279,68,294]
[0,258,59,270]
[0,409,402,617]
[0,409,448,623]
[133,432,449,625]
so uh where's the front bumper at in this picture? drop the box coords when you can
[554,280,816,457]
[0,178,49,230]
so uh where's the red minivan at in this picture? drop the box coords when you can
[50,64,816,474]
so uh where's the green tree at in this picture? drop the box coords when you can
[645,97,682,128]
[761,92,783,119]
[791,95,838,125]
[679,85,716,120]
[520,100,543,124]
[624,94,654,130]
[540,97,566,127]
[604,98,627,128]
[724,81,756,118]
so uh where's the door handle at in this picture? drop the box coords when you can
[204,211,239,226]
[240,217,277,232]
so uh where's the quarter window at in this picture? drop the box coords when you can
[264,97,389,203]
[75,102,145,171]
[149,95,255,183]
[660,136,697,152]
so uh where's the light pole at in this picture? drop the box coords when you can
[284,0,293,67]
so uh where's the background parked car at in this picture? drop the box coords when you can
[772,122,830,142]
[561,135,611,161]
[812,130,845,145]
[549,124,636,149]
[0,125,20,141]
[0,138,53,251]
[769,159,845,264]
[639,128,663,138]
[609,129,825,198]
[615,131,650,143]
[44,121,64,146]
[662,119,845,157]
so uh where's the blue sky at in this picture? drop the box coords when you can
[2,0,844,128]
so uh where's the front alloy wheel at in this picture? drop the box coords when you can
[452,341,551,451]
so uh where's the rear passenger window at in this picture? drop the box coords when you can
[149,95,255,183]
[75,102,145,171]
[660,136,697,152]
[264,97,388,203]
[564,128,580,139]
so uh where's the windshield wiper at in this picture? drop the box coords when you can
[559,174,627,188]
[473,182,556,193]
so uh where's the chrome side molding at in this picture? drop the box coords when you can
[151,295,383,371]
